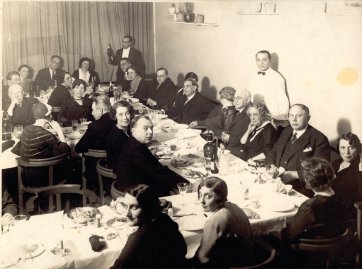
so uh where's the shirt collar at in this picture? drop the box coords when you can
[293,124,308,138]
[314,187,335,197]
[186,92,196,101]
[123,47,130,52]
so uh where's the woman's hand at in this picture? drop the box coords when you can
[48,121,66,142]
[189,121,198,128]
[247,122,257,133]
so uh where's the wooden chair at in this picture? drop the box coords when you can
[230,240,276,269]
[25,184,97,214]
[354,201,362,268]
[96,159,116,205]
[16,152,69,214]
[290,228,351,269]
[51,106,61,120]
[81,149,107,205]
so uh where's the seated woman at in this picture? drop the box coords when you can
[72,57,100,89]
[48,72,73,108]
[280,158,345,241]
[58,79,92,126]
[126,66,148,105]
[13,103,70,187]
[193,177,255,269]
[18,64,32,96]
[331,132,362,222]
[189,86,237,137]
[107,100,134,171]
[238,102,277,162]
[110,184,187,269]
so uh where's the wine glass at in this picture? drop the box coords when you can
[177,183,189,206]
[71,120,79,131]
[205,159,212,177]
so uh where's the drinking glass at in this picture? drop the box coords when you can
[13,125,23,139]
[177,183,189,196]
[205,159,212,176]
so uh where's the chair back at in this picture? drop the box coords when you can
[354,201,362,267]
[16,152,70,213]
[26,184,97,214]
[96,158,116,205]
[231,239,276,269]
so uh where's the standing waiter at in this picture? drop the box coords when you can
[107,35,146,81]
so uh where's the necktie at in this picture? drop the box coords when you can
[291,132,297,144]
[52,70,55,82]
[257,71,266,75]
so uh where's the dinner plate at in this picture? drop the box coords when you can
[107,217,128,229]
[67,207,101,223]
[158,114,168,119]
[20,242,45,259]
[66,132,82,140]
[270,201,295,212]
[171,158,190,168]
[177,215,205,231]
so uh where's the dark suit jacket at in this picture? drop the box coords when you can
[72,70,100,88]
[115,70,131,91]
[226,108,250,155]
[332,158,362,220]
[147,78,178,111]
[132,79,148,105]
[112,47,145,78]
[177,92,214,125]
[282,194,344,241]
[267,125,330,175]
[34,68,60,90]
[115,136,189,196]
[75,113,115,153]
[48,85,72,108]
[3,97,39,127]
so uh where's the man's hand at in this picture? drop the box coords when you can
[189,121,198,128]
[269,164,279,178]
[146,98,157,107]
[221,132,230,143]
[281,171,299,184]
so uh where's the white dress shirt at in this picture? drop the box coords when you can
[122,47,131,58]
[248,68,289,120]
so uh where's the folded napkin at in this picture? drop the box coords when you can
[89,235,106,252]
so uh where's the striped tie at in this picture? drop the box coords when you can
[291,132,297,144]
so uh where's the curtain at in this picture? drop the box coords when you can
[2,1,154,83]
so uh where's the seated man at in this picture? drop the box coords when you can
[34,55,63,90]
[146,67,178,111]
[189,86,237,137]
[222,89,251,156]
[115,116,189,197]
[115,58,132,91]
[266,104,330,193]
[3,84,39,126]
[75,96,115,188]
[2,71,21,103]
[175,78,214,125]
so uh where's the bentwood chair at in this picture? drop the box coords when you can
[96,159,116,205]
[354,201,362,268]
[81,149,107,205]
[290,228,351,269]
[51,106,61,121]
[231,240,276,269]
[25,184,97,214]
[16,152,69,214]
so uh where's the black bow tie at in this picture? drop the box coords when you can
[258,71,266,75]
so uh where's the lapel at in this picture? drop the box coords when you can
[276,127,293,164]
[183,92,198,111]
[230,109,246,128]
[288,126,313,157]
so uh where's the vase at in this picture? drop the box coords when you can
[184,13,195,23]
[176,12,184,22]
[168,6,176,15]
[195,14,204,23]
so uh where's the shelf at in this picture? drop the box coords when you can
[173,21,219,27]
[237,12,279,15]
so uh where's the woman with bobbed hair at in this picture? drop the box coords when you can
[18,64,33,95]
[126,65,148,104]
[189,86,237,137]
[193,177,255,269]
[48,72,73,107]
[72,57,100,88]
[238,102,277,162]
[110,184,187,269]
[331,132,362,220]
[58,79,92,125]
[280,158,344,241]
[106,100,135,171]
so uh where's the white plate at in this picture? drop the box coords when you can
[107,217,128,229]
[129,98,139,103]
[270,201,295,212]
[177,215,205,231]
[20,243,45,259]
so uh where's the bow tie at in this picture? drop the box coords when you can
[257,71,266,75]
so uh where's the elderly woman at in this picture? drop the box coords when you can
[331,132,362,221]
[48,72,73,108]
[238,102,277,162]
[18,64,32,95]
[110,184,187,269]
[126,66,148,105]
[107,100,135,171]
[189,86,237,137]
[58,79,92,125]
[72,57,100,88]
[193,177,254,269]
[280,158,344,240]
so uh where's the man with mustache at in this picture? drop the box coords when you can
[114,115,189,197]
